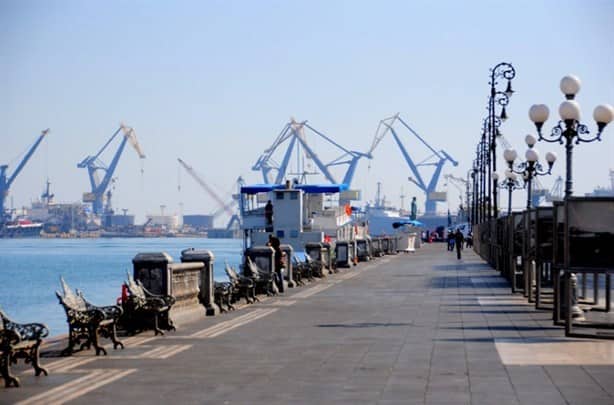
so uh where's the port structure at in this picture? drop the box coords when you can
[370,114,458,215]
[252,118,369,187]
[177,158,243,230]
[78,124,145,216]
[0,129,49,225]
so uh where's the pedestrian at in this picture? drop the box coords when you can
[268,233,284,279]
[454,228,465,260]
[264,200,273,229]
[447,229,455,251]
[466,231,473,248]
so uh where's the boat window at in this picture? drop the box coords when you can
[276,191,284,200]
[276,230,285,238]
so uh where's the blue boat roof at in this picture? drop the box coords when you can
[241,183,348,194]
[240,184,285,194]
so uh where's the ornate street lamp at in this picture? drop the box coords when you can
[486,62,515,220]
[529,75,613,198]
[497,169,524,215]
[503,135,557,209]
[528,75,613,320]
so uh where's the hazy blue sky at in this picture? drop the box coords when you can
[2,0,613,224]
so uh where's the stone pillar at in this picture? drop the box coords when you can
[180,248,219,316]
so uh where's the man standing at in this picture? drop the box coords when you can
[268,234,283,288]
[454,228,464,260]
[264,200,273,231]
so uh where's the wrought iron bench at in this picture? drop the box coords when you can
[56,277,124,356]
[293,255,314,282]
[0,308,48,388]
[122,273,176,336]
[225,262,257,304]
[214,279,235,312]
[244,257,278,296]
[305,253,325,278]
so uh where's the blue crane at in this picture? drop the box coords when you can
[1,129,49,224]
[78,124,145,216]
[252,118,369,186]
[369,114,458,215]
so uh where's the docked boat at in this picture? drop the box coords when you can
[239,182,365,252]
[0,218,43,238]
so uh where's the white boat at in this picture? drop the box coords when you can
[1,218,43,238]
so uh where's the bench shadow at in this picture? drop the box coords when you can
[317,322,413,328]
[432,263,493,271]
[442,325,560,331]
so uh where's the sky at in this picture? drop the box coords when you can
[1,0,613,225]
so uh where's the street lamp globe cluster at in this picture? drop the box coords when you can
[503,135,556,210]
[528,74,614,198]
[496,168,524,215]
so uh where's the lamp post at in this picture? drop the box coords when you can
[528,75,613,320]
[529,75,613,198]
[477,139,487,223]
[487,62,515,220]
[471,161,478,226]
[503,135,557,209]
[498,169,524,215]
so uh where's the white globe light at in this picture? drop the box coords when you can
[525,134,537,147]
[560,75,581,97]
[492,172,499,181]
[529,104,549,123]
[593,104,614,124]
[545,151,557,164]
[526,148,539,163]
[503,148,517,163]
[559,100,581,121]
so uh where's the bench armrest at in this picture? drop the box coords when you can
[12,322,49,341]
[0,328,22,348]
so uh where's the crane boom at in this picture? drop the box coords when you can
[177,158,235,217]
[252,118,368,187]
[1,129,49,223]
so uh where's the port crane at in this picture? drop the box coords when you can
[252,118,369,186]
[177,158,243,230]
[0,129,49,225]
[78,124,145,216]
[369,114,458,215]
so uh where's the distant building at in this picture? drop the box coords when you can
[183,214,214,230]
[146,214,180,230]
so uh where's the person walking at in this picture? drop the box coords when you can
[454,228,465,260]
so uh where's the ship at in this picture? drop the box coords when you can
[0,218,43,238]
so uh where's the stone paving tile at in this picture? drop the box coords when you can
[4,245,614,405]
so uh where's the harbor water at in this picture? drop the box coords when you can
[0,237,243,337]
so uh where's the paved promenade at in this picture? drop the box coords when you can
[4,244,614,405]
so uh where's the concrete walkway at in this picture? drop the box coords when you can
[4,244,614,404]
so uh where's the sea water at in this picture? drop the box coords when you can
[0,237,243,337]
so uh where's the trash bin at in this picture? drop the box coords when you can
[181,248,218,316]
[356,239,370,262]
[245,246,284,292]
[335,241,350,268]
[132,252,173,296]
